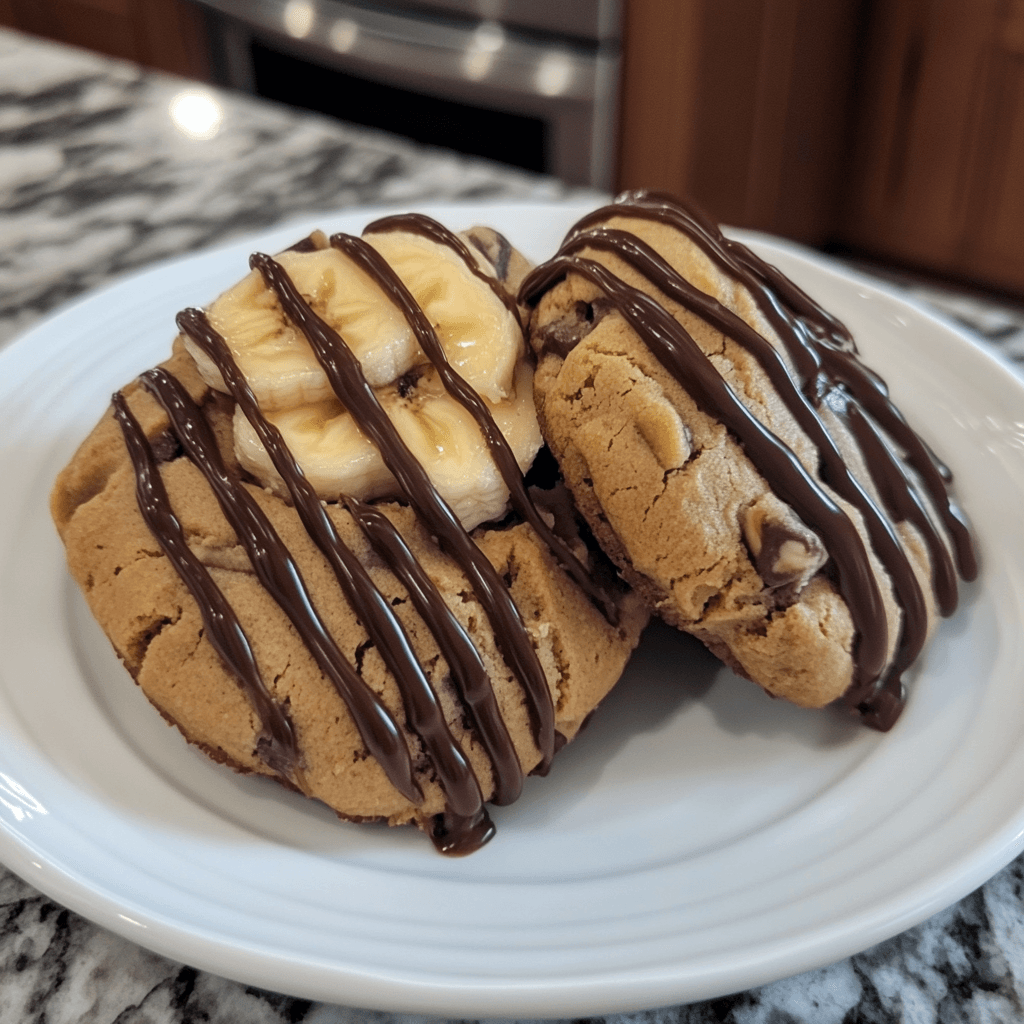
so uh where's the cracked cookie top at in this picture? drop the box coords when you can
[51,216,648,855]
[521,191,976,729]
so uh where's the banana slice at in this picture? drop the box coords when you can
[186,246,419,410]
[193,220,540,530]
[235,361,542,531]
[364,229,521,403]
[460,225,535,300]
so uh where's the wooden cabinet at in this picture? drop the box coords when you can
[3,0,1021,295]
[617,0,1024,296]
[617,0,864,244]
[0,0,210,80]
[841,0,1024,294]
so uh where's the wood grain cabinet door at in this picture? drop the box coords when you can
[617,0,864,244]
[842,0,1024,292]
[618,0,1024,295]
[0,0,210,80]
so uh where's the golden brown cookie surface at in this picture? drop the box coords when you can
[522,192,975,727]
[51,219,648,854]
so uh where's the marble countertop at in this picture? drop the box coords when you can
[3,25,1024,1024]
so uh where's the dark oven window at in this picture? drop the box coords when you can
[251,41,549,173]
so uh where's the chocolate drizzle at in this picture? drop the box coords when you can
[111,391,302,783]
[136,366,423,805]
[521,191,977,729]
[330,229,619,623]
[175,307,493,826]
[364,213,525,333]
[431,807,496,856]
[577,191,975,582]
[113,218,615,854]
[525,252,889,687]
[248,250,556,770]
[545,227,925,712]
[342,494,523,806]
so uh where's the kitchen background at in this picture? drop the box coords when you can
[2,3,1024,1021]
[2,0,1022,299]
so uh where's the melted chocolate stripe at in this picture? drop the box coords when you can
[737,251,855,351]
[176,309,489,824]
[467,227,511,281]
[857,682,904,732]
[726,232,961,494]
[138,367,422,805]
[841,399,959,617]
[555,227,933,706]
[364,213,524,333]
[344,495,524,806]
[590,191,976,583]
[111,391,302,781]
[819,347,977,581]
[250,252,557,768]
[522,253,890,687]
[614,189,858,352]
[330,230,619,625]
[569,196,824,388]
[431,807,496,856]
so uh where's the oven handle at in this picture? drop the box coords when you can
[196,0,609,105]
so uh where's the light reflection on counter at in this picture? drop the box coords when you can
[329,18,359,53]
[168,88,224,141]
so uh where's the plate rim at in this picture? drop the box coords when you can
[1,200,1022,1015]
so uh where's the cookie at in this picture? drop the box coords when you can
[521,191,976,729]
[51,215,648,854]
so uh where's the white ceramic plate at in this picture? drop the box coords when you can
[0,201,1021,1017]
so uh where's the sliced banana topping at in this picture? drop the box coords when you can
[364,229,521,403]
[190,222,540,531]
[186,246,419,410]
[236,360,542,530]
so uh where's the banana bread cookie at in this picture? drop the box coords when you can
[51,216,648,854]
[521,191,976,730]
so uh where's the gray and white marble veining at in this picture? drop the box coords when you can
[0,28,588,351]
[3,24,1024,1024]
[844,260,1024,375]
[6,859,1024,1023]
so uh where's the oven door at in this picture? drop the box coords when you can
[195,0,620,187]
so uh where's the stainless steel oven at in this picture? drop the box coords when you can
[193,0,620,187]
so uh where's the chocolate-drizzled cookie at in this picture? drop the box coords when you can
[521,191,975,729]
[51,217,647,854]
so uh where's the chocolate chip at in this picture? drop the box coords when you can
[538,299,613,358]
[396,367,422,398]
[740,497,827,591]
[150,431,183,463]
[466,228,512,282]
